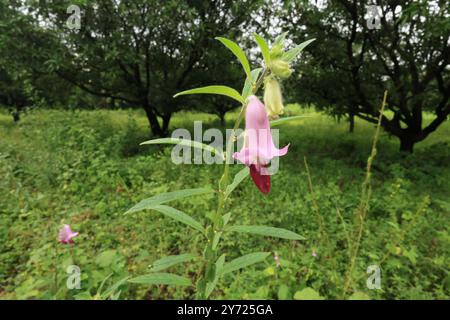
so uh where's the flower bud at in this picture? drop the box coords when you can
[269,44,284,60]
[269,59,292,79]
[264,77,284,118]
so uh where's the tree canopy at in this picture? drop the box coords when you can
[1,0,448,151]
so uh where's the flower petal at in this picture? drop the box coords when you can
[249,164,270,194]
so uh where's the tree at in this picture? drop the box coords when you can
[280,0,450,152]
[5,0,262,136]
[0,2,77,121]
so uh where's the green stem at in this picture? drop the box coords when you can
[341,91,387,298]
[196,69,269,299]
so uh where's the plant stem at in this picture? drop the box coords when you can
[196,69,268,299]
[341,91,387,298]
[303,156,328,245]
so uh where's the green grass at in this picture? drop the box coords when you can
[0,106,449,299]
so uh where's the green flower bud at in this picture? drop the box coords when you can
[264,76,284,118]
[269,59,292,79]
[269,44,284,60]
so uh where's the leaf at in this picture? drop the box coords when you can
[278,284,290,300]
[128,273,192,286]
[147,205,204,233]
[215,37,251,79]
[222,212,232,226]
[95,250,118,268]
[294,287,324,300]
[221,252,270,275]
[228,225,305,240]
[149,254,196,272]
[101,276,131,299]
[225,167,250,198]
[174,85,244,104]
[140,138,223,159]
[205,254,226,298]
[270,115,312,127]
[125,188,214,214]
[273,32,288,48]
[254,34,271,66]
[241,68,263,100]
[348,292,371,300]
[282,38,316,63]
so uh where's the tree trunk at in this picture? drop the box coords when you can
[349,112,355,133]
[219,113,225,127]
[143,105,164,137]
[12,111,20,122]
[399,136,415,153]
[162,113,172,136]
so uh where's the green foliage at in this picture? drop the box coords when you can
[174,85,245,104]
[221,252,271,276]
[0,108,449,299]
[148,254,197,273]
[125,188,214,214]
[129,273,192,286]
[140,138,223,159]
[215,37,252,80]
[254,34,271,66]
[227,225,305,240]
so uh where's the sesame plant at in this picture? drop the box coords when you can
[125,34,315,299]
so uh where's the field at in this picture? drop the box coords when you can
[0,106,449,300]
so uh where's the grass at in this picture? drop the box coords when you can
[0,106,449,299]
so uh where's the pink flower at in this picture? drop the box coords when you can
[58,224,79,244]
[312,250,317,257]
[233,95,289,194]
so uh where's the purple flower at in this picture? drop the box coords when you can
[58,224,79,244]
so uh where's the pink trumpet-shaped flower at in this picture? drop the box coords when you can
[233,95,289,194]
[58,224,79,244]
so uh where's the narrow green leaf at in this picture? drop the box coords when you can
[149,254,196,272]
[205,254,226,298]
[225,167,250,198]
[140,137,223,159]
[254,34,271,66]
[129,273,191,286]
[242,68,263,99]
[273,32,288,48]
[216,37,251,79]
[148,205,204,233]
[270,115,312,127]
[282,38,316,63]
[221,252,270,275]
[174,85,244,104]
[101,276,131,299]
[222,212,232,226]
[228,225,305,240]
[125,188,214,214]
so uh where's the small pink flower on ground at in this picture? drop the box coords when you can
[233,95,289,194]
[58,224,79,244]
[312,250,317,257]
